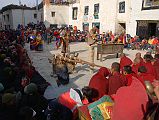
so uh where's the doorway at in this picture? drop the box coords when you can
[148,23,157,37]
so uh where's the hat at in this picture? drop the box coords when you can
[24,83,38,94]
[2,93,16,104]
[0,83,4,92]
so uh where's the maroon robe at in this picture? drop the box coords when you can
[108,72,127,95]
[143,62,157,79]
[120,56,132,72]
[89,67,109,98]
[153,59,159,80]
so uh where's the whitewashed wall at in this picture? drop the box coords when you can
[43,4,69,28]
[129,0,159,36]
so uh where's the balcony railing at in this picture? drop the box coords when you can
[50,0,79,5]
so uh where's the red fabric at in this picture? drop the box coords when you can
[108,72,127,95]
[137,73,155,88]
[58,91,89,120]
[89,67,109,98]
[143,62,157,79]
[132,63,143,74]
[120,56,133,72]
[126,73,137,86]
[153,60,159,80]
[111,77,148,120]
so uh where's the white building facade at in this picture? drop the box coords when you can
[0,5,41,30]
[43,0,159,38]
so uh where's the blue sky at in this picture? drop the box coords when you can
[0,0,43,9]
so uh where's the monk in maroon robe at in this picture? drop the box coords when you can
[123,65,137,86]
[135,52,144,64]
[132,58,143,74]
[143,54,157,79]
[89,67,110,98]
[108,62,127,95]
[153,54,159,80]
[120,53,132,72]
[111,77,148,120]
[137,66,156,88]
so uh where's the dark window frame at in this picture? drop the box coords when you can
[142,0,159,10]
[72,7,78,20]
[84,6,89,15]
[94,3,99,15]
[34,13,37,19]
[119,1,125,13]
[51,12,55,17]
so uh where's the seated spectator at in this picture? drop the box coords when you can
[137,66,155,88]
[58,86,99,120]
[0,93,17,120]
[18,106,36,120]
[111,77,148,120]
[45,100,73,120]
[20,83,48,120]
[108,62,127,95]
[123,65,136,86]
[132,58,142,74]
[89,67,109,98]
[120,53,132,72]
[143,54,157,78]
[135,52,144,64]
[153,54,159,80]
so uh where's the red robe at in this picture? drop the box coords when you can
[120,56,132,72]
[143,62,157,79]
[108,72,127,95]
[89,67,109,98]
[137,73,155,88]
[153,59,159,80]
[111,77,148,120]
[58,91,88,120]
[125,73,137,86]
[132,62,143,74]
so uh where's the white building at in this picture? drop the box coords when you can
[43,0,159,38]
[0,4,42,30]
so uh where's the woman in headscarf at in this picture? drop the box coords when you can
[89,67,110,98]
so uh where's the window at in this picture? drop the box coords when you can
[34,14,37,19]
[94,4,99,19]
[142,0,159,10]
[3,15,5,21]
[84,6,89,15]
[119,1,125,13]
[51,12,55,17]
[7,14,9,21]
[94,4,99,14]
[72,7,78,20]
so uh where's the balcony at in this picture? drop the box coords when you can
[50,0,79,5]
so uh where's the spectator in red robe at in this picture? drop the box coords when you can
[132,58,142,74]
[108,62,127,95]
[137,66,156,88]
[153,54,159,80]
[135,52,144,64]
[111,77,148,120]
[58,87,98,120]
[143,54,157,78]
[123,65,137,86]
[120,53,132,72]
[89,67,110,98]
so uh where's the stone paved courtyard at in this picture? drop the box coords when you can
[25,42,147,99]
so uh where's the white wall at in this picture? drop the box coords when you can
[12,9,39,29]
[44,4,69,28]
[129,0,159,36]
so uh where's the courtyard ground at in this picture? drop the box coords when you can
[25,42,147,99]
